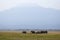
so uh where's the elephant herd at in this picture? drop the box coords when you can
[22,30,48,34]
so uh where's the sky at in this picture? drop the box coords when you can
[0,0,60,11]
[0,0,60,29]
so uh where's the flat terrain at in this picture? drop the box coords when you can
[0,31,60,40]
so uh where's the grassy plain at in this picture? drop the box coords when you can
[0,31,60,40]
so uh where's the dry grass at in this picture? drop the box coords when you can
[0,31,60,40]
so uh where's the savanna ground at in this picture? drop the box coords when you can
[0,31,60,40]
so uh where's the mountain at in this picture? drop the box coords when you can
[0,6,60,29]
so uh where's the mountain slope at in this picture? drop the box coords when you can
[0,6,60,29]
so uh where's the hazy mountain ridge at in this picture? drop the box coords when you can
[0,6,60,29]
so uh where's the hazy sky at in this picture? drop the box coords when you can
[0,0,60,29]
[0,0,60,11]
